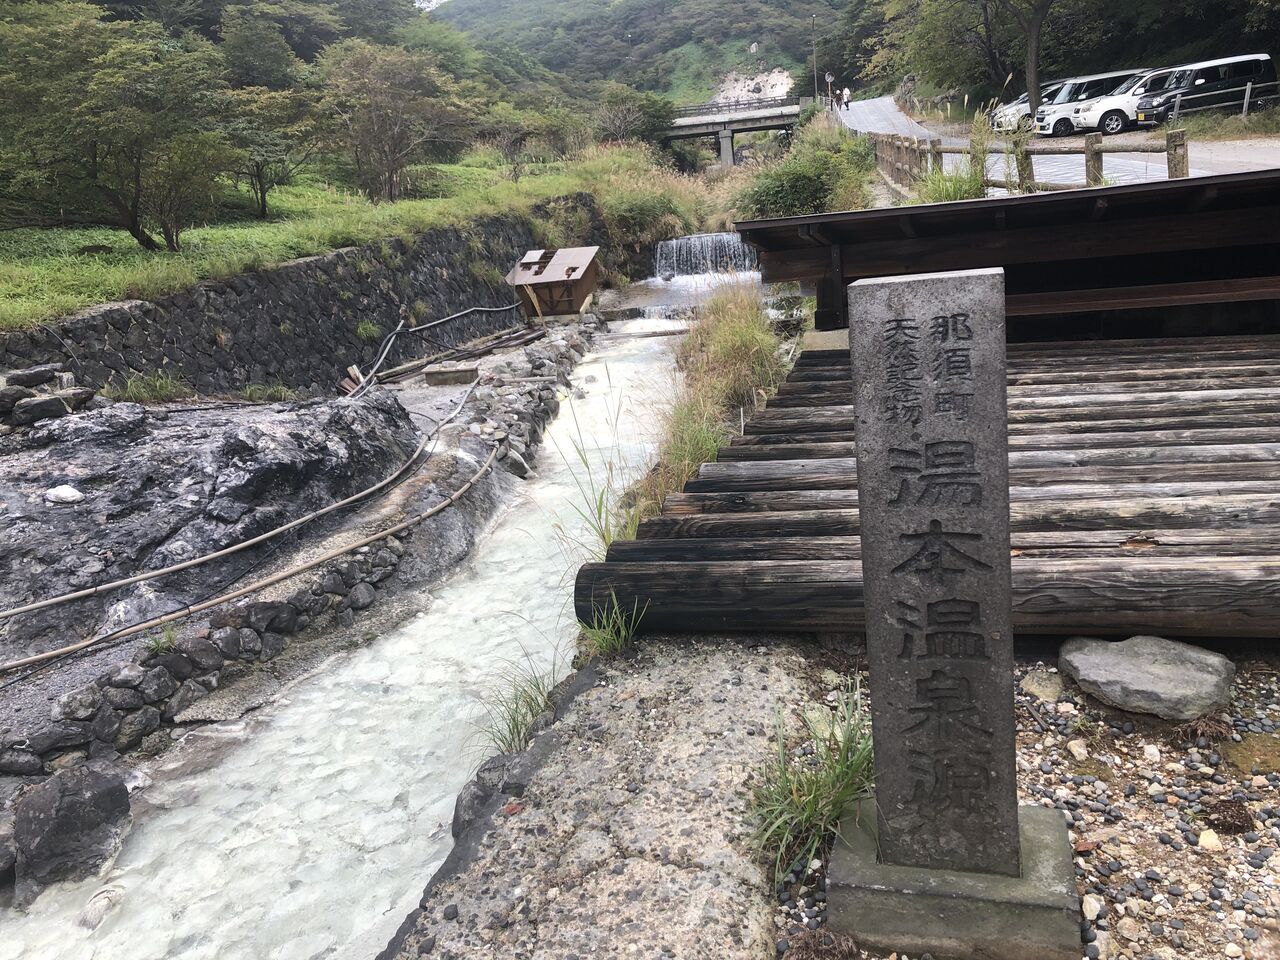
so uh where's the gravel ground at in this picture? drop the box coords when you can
[385,635,1280,960]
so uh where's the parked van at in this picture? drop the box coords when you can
[1035,69,1148,136]
[991,81,1065,132]
[1077,66,1181,134]
[1136,54,1276,125]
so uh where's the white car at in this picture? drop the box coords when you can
[1034,69,1148,136]
[1076,67,1179,135]
[991,82,1064,132]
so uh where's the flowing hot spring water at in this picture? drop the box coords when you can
[0,318,678,960]
[653,232,757,278]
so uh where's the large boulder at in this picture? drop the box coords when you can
[1058,635,1235,721]
[12,761,131,902]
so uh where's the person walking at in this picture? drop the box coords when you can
[842,86,852,110]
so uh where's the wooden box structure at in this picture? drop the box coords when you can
[506,246,601,318]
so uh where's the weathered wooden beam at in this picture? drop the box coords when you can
[575,557,1280,636]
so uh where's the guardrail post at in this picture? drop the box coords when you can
[1015,143,1034,192]
[1166,129,1189,179]
[1243,81,1253,118]
[1084,133,1104,186]
[930,138,943,174]
[1171,94,1182,123]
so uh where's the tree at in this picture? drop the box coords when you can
[907,0,1018,90]
[227,87,323,217]
[319,40,470,202]
[220,7,302,88]
[0,2,236,250]
[992,0,1061,112]
[142,131,238,249]
[592,84,675,144]
[481,103,541,181]
[332,0,416,43]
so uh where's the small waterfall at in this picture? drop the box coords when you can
[654,232,757,278]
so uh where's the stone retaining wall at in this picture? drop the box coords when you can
[0,196,610,396]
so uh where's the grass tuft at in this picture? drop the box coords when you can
[238,383,302,403]
[1173,106,1280,140]
[578,597,647,662]
[145,625,178,657]
[355,320,383,342]
[477,659,557,756]
[752,681,875,884]
[102,371,193,404]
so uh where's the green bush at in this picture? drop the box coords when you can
[735,124,877,219]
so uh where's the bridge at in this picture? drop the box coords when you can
[662,96,816,168]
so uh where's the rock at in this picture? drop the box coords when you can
[238,628,262,659]
[1082,893,1105,921]
[57,388,96,411]
[176,635,224,672]
[1142,744,1161,764]
[504,450,530,478]
[91,706,122,744]
[1058,635,1235,721]
[6,363,62,388]
[1067,739,1089,761]
[12,761,130,901]
[114,706,160,752]
[137,667,178,703]
[452,780,489,839]
[44,484,85,505]
[347,582,377,610]
[101,685,145,710]
[1115,917,1141,942]
[162,681,206,721]
[0,813,15,879]
[1198,829,1223,852]
[1225,944,1243,959]
[26,720,94,754]
[11,395,70,426]
[0,384,35,412]
[146,652,193,681]
[52,684,104,722]
[0,748,44,776]
[245,601,298,635]
[210,626,242,657]
[1019,667,1063,702]
[260,631,286,660]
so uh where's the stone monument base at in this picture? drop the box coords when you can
[826,800,1080,960]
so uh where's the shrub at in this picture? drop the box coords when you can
[579,597,646,661]
[734,122,877,218]
[477,659,556,755]
[356,320,383,342]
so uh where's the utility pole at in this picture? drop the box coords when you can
[811,14,818,100]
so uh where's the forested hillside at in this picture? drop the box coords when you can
[436,0,841,102]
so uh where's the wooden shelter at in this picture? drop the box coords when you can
[735,170,1280,332]
[575,175,1280,640]
[505,246,601,319]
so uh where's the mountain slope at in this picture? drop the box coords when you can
[435,0,840,102]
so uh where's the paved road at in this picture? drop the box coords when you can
[834,94,1214,188]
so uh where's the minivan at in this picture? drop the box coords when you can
[1077,67,1181,134]
[1035,69,1149,136]
[1136,54,1276,125]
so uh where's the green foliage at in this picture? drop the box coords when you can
[477,658,557,755]
[578,598,646,661]
[355,319,383,341]
[752,682,875,884]
[735,121,877,219]
[592,83,677,144]
[220,8,303,89]
[103,371,194,403]
[146,625,179,656]
[1176,106,1280,140]
[238,382,302,402]
[319,39,472,201]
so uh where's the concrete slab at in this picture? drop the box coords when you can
[803,329,849,351]
[827,799,1080,960]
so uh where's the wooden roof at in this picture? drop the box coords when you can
[505,247,600,288]
[735,170,1280,317]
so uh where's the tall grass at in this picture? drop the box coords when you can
[477,656,558,755]
[1172,106,1280,140]
[916,110,990,204]
[752,682,876,883]
[101,371,193,403]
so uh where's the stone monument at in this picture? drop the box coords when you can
[827,268,1079,960]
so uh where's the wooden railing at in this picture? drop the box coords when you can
[863,129,1190,198]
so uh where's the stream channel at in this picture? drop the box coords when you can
[0,246,759,959]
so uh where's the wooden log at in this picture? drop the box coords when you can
[662,480,1280,514]
[575,557,1280,636]
[607,529,1280,563]
[687,459,1280,492]
[642,493,1280,538]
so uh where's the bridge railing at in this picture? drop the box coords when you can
[670,96,803,119]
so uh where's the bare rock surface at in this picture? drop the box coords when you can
[1059,635,1236,721]
[382,638,828,960]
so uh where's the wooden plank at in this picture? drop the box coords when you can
[575,557,1280,636]
[1007,277,1280,316]
[771,378,1280,406]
